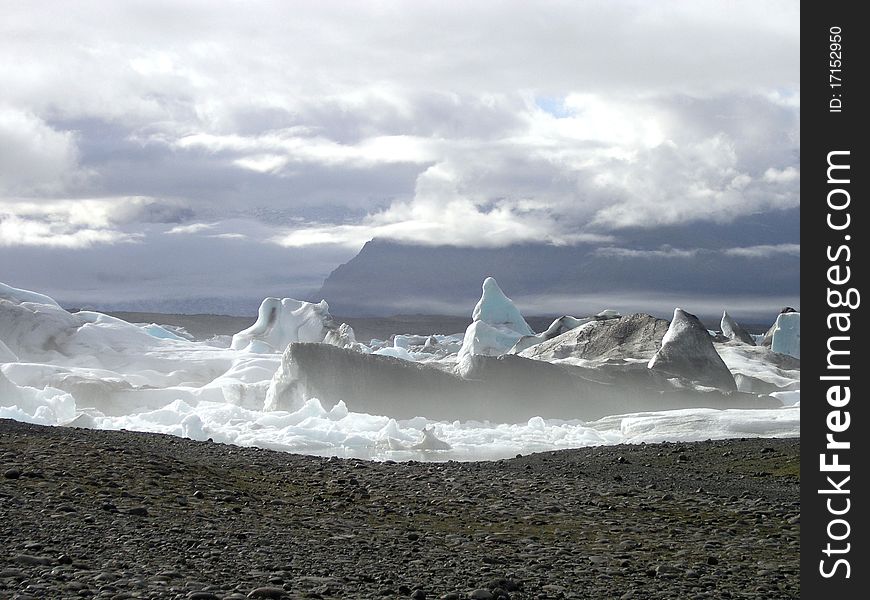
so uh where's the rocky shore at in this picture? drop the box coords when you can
[1,420,799,599]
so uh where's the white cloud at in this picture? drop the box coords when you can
[209,232,247,240]
[588,133,798,229]
[0,109,84,195]
[0,214,139,248]
[594,246,699,259]
[0,1,799,301]
[763,166,800,183]
[166,222,216,235]
[593,243,801,260]
[724,243,800,258]
[177,131,437,171]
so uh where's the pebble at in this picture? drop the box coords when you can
[0,421,800,600]
[247,586,287,599]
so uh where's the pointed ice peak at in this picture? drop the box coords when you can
[471,277,533,336]
[649,308,736,391]
[720,310,755,345]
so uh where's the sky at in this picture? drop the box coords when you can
[0,0,799,311]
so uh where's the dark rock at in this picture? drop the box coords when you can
[14,554,53,566]
[4,468,21,479]
[248,587,287,599]
[486,579,520,592]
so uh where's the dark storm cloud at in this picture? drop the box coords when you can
[0,0,799,306]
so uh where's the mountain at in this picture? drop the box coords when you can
[316,209,800,319]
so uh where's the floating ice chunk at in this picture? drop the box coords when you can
[393,335,429,350]
[458,321,526,360]
[411,427,452,450]
[648,308,736,391]
[771,312,800,359]
[324,322,360,350]
[63,411,101,429]
[142,323,189,341]
[0,371,77,424]
[597,309,621,319]
[720,310,755,345]
[510,315,594,354]
[181,413,208,441]
[374,346,417,361]
[244,339,277,354]
[472,277,533,335]
[770,390,800,406]
[521,313,667,363]
[513,311,635,356]
[0,281,62,308]
[231,297,335,352]
[458,278,535,360]
[760,307,797,347]
[528,416,546,430]
[329,400,349,420]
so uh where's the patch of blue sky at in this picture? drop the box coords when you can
[535,96,572,118]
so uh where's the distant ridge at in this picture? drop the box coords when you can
[318,247,798,319]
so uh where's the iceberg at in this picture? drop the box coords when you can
[457,277,533,360]
[771,312,800,359]
[472,277,534,335]
[720,310,755,345]
[0,281,63,308]
[0,280,799,461]
[760,307,797,347]
[648,308,737,391]
[520,313,667,363]
[510,313,611,354]
[266,342,776,423]
[231,297,347,353]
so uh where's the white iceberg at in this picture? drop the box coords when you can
[771,312,800,359]
[231,297,339,352]
[457,277,533,361]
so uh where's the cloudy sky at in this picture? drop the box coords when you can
[0,0,799,311]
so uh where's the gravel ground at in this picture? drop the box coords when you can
[0,420,799,599]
